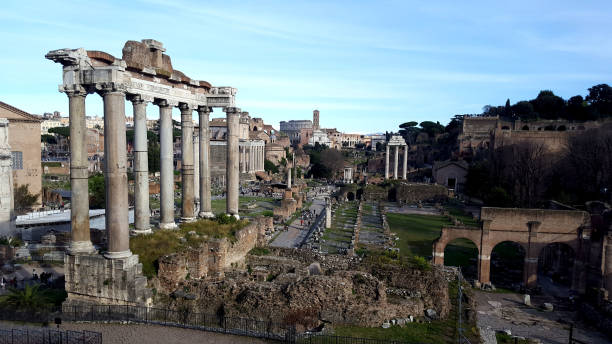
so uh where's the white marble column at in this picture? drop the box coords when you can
[385,145,390,179]
[393,145,399,179]
[157,100,177,229]
[226,107,240,218]
[198,107,213,218]
[101,87,131,258]
[130,95,151,234]
[402,145,408,180]
[66,89,95,254]
[180,104,195,222]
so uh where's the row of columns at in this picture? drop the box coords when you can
[239,144,265,173]
[67,87,241,258]
[384,145,408,180]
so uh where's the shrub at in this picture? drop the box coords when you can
[262,210,274,217]
[216,213,237,224]
[249,247,270,256]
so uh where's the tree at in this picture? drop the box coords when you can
[41,134,57,145]
[0,284,52,311]
[264,159,279,174]
[320,149,344,176]
[566,95,590,121]
[48,127,70,137]
[586,83,612,116]
[88,173,105,209]
[504,99,512,117]
[419,121,445,138]
[530,90,566,119]
[14,184,39,214]
[148,142,160,173]
[511,101,537,120]
[399,121,418,129]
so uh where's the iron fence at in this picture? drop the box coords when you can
[294,334,413,344]
[0,327,101,344]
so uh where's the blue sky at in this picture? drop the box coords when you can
[1,1,612,133]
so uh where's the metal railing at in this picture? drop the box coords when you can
[294,334,413,344]
[0,327,101,344]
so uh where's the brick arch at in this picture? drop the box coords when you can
[433,207,591,292]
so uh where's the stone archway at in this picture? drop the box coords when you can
[444,237,479,280]
[537,242,576,295]
[490,241,526,289]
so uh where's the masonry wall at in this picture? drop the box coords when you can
[480,207,589,234]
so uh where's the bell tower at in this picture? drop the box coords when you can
[313,109,320,130]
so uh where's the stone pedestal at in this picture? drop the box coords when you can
[63,253,152,307]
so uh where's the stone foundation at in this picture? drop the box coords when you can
[63,253,152,308]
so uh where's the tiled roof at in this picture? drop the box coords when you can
[0,101,42,122]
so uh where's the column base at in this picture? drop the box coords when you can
[131,228,153,235]
[228,213,240,220]
[198,211,215,219]
[159,222,178,230]
[68,240,96,255]
[103,250,133,259]
[180,217,196,223]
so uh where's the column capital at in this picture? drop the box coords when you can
[179,102,197,113]
[94,82,128,96]
[127,94,154,104]
[225,107,241,115]
[197,106,213,114]
[155,99,179,108]
[62,85,89,97]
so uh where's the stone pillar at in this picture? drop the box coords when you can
[130,95,151,234]
[193,134,200,208]
[157,100,177,229]
[198,107,213,218]
[402,145,408,179]
[287,166,292,189]
[66,90,95,254]
[101,88,131,259]
[605,235,612,296]
[180,104,195,222]
[523,221,541,288]
[393,145,399,179]
[226,107,240,219]
[325,199,331,229]
[385,145,389,179]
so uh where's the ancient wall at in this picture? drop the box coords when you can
[395,183,447,204]
[480,207,590,234]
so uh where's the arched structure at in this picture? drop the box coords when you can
[433,207,591,292]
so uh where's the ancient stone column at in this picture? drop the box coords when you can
[101,88,131,258]
[198,107,214,218]
[130,95,151,234]
[157,100,177,229]
[226,107,240,218]
[385,144,390,179]
[193,134,200,207]
[325,198,331,229]
[0,119,16,238]
[287,165,292,189]
[393,145,399,179]
[180,104,195,222]
[402,145,408,180]
[66,89,95,254]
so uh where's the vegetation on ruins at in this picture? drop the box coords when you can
[303,144,344,179]
[130,218,249,278]
[264,159,279,173]
[0,284,57,312]
[126,129,161,172]
[0,236,23,247]
[14,184,40,214]
[47,126,70,137]
[88,173,105,209]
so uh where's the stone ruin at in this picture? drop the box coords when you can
[158,247,453,331]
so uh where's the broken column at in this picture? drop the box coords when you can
[325,198,332,229]
[226,107,240,219]
[180,104,195,222]
[0,119,16,237]
[130,95,151,234]
[198,106,214,218]
[157,100,177,229]
[385,144,390,179]
[67,88,95,253]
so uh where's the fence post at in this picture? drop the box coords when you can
[568,324,573,344]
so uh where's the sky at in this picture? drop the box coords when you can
[1,1,612,133]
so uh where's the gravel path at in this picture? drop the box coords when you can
[62,323,269,344]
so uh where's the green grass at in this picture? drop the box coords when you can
[332,282,480,344]
[386,213,477,267]
[130,218,248,278]
[496,332,529,343]
[445,205,480,227]
[211,196,276,215]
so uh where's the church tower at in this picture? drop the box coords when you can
[313,109,320,130]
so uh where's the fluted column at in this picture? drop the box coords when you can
[180,104,195,222]
[385,145,390,179]
[393,145,399,179]
[66,89,95,254]
[198,107,214,218]
[130,95,151,234]
[226,107,240,218]
[402,145,408,180]
[157,100,177,229]
[101,88,131,258]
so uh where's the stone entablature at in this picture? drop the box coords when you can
[157,217,272,291]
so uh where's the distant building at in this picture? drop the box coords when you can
[280,120,312,145]
[41,118,65,134]
[433,160,468,192]
[0,101,42,206]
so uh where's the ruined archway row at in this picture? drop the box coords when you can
[433,207,591,292]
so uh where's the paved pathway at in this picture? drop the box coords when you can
[474,291,611,344]
[270,197,326,249]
